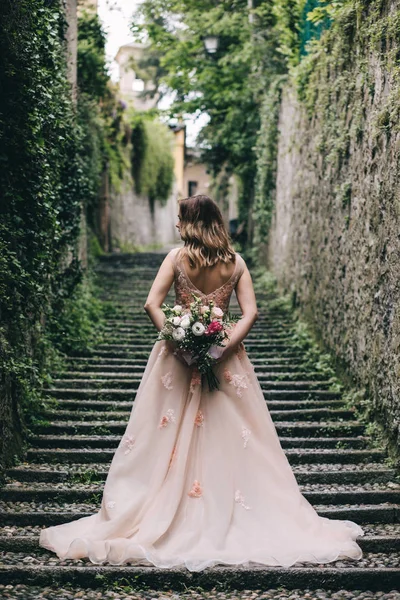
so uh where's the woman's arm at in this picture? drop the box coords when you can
[143,253,175,331]
[217,265,259,362]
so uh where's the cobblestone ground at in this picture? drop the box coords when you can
[1,253,399,598]
[0,585,400,599]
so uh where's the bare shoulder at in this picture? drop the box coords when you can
[165,247,182,263]
[235,252,247,271]
[167,247,182,258]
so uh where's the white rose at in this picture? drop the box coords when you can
[211,306,224,319]
[173,305,182,314]
[180,315,191,329]
[192,322,205,336]
[172,316,181,326]
[172,327,185,341]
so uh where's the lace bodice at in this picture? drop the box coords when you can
[170,249,245,313]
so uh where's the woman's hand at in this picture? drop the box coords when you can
[165,340,191,367]
[165,339,178,354]
[213,342,238,364]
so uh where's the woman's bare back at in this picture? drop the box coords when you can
[178,249,237,296]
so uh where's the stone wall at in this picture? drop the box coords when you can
[268,2,400,446]
[110,180,180,250]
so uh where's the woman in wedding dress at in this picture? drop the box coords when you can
[39,194,364,571]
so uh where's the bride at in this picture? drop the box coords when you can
[39,194,364,571]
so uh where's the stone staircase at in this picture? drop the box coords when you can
[0,252,399,597]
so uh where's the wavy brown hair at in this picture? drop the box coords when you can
[178,195,236,267]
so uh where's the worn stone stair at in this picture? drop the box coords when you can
[0,251,399,597]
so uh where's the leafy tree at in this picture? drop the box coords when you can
[132,0,338,247]
[133,0,286,240]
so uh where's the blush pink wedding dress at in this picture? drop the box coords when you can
[39,249,364,571]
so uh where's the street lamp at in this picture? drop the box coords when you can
[203,35,219,55]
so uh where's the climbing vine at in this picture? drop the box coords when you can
[131,116,175,206]
[0,0,84,345]
[0,0,107,469]
[77,10,129,211]
[252,76,286,259]
[263,0,400,456]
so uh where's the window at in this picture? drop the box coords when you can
[188,181,198,196]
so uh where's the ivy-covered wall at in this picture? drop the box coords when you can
[110,115,177,250]
[268,0,400,446]
[0,0,105,474]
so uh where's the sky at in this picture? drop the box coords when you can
[97,0,208,146]
[97,0,140,79]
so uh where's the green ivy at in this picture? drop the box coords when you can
[77,10,129,205]
[131,115,174,206]
[252,75,286,254]
[0,0,107,470]
[77,10,109,100]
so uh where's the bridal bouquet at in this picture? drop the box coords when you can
[158,295,239,391]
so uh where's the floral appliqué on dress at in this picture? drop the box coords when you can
[194,410,204,427]
[223,369,248,397]
[161,371,173,390]
[188,480,202,498]
[158,345,169,357]
[190,368,202,393]
[235,490,251,510]
[159,408,176,429]
[106,501,116,510]
[121,434,135,455]
[241,427,251,448]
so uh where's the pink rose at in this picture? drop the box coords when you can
[211,306,224,319]
[205,320,224,336]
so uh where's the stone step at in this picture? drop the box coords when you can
[1,520,398,538]
[57,369,333,382]
[23,447,386,465]
[7,464,396,485]
[1,534,399,555]
[64,357,150,366]
[103,336,298,345]
[45,388,343,401]
[102,324,295,332]
[85,349,306,359]
[49,378,335,391]
[1,484,399,506]
[63,355,301,366]
[101,318,296,329]
[1,505,398,527]
[2,521,398,534]
[1,562,400,592]
[100,309,292,317]
[40,408,356,423]
[102,327,295,337]
[61,365,319,375]
[95,342,302,352]
[104,319,295,329]
[5,480,398,494]
[49,399,347,412]
[31,420,366,437]
[27,433,369,450]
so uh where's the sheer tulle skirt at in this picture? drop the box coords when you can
[39,340,364,571]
